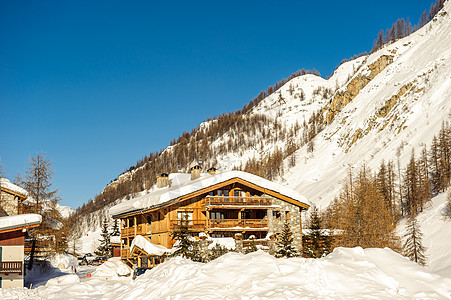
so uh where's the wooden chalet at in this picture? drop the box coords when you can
[0,214,42,288]
[110,169,309,268]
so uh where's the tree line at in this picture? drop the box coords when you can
[309,122,450,264]
[371,0,445,53]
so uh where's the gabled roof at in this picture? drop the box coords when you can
[0,178,28,198]
[0,213,42,233]
[110,171,309,218]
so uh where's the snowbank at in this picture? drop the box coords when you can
[92,257,132,278]
[4,247,450,299]
[45,274,80,286]
[127,248,451,299]
[49,253,78,270]
[0,213,42,231]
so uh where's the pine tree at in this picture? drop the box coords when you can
[276,221,298,258]
[111,219,120,236]
[303,205,331,258]
[171,217,193,258]
[95,219,112,258]
[403,214,427,266]
[444,190,451,218]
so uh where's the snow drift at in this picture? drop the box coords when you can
[2,248,451,299]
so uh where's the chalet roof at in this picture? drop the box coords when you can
[0,213,42,233]
[110,170,309,218]
[0,178,28,198]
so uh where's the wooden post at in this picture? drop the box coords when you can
[134,216,137,237]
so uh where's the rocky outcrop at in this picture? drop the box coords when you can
[325,55,394,124]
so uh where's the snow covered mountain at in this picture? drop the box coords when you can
[74,1,451,264]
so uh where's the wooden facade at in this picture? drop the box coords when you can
[113,173,309,268]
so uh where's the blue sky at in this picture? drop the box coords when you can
[0,0,432,209]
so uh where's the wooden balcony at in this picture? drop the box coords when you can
[0,261,23,275]
[121,224,153,237]
[209,218,267,230]
[170,219,207,230]
[204,196,272,208]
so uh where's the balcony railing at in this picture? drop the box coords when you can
[121,249,130,258]
[170,219,207,229]
[0,261,23,274]
[209,218,267,229]
[205,196,272,207]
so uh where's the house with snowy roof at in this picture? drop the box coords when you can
[0,214,42,288]
[0,178,28,217]
[110,168,309,268]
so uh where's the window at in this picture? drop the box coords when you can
[217,190,229,196]
[241,211,250,219]
[285,211,290,220]
[177,211,193,225]
[211,211,225,219]
[273,211,281,219]
[234,190,243,197]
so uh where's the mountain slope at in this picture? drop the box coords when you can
[280,5,451,207]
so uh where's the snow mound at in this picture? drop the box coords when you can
[4,247,451,299]
[49,253,78,270]
[45,274,80,286]
[92,257,132,278]
[130,235,174,256]
[128,248,451,299]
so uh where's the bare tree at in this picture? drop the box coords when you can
[20,153,63,252]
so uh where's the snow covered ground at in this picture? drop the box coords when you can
[2,248,451,299]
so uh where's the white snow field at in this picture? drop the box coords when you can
[2,248,451,299]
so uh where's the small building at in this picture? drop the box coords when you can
[0,213,42,288]
[110,170,309,268]
[111,235,121,257]
[0,178,28,216]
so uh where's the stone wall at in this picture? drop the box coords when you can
[0,191,19,216]
[266,195,303,250]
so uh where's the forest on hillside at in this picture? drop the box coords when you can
[67,0,447,241]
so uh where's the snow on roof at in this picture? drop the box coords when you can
[110,170,309,217]
[110,235,121,245]
[0,178,28,197]
[0,213,42,232]
[130,235,174,256]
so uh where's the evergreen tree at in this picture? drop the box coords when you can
[303,205,331,258]
[444,190,451,218]
[171,216,193,258]
[95,219,112,258]
[403,214,427,266]
[245,236,258,254]
[276,221,298,258]
[111,219,120,236]
[206,244,231,261]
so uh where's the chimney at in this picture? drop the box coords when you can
[207,167,217,175]
[190,165,201,180]
[157,173,170,188]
